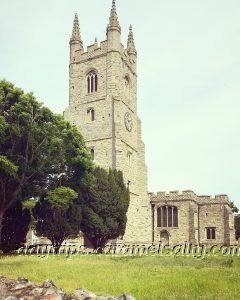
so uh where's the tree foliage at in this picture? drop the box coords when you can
[230,201,239,213]
[22,199,37,230]
[80,167,130,249]
[0,79,93,249]
[229,201,240,240]
[235,215,240,241]
[1,202,31,253]
[0,155,18,178]
[33,187,81,249]
[46,186,77,209]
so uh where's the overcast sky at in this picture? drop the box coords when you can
[1,0,240,207]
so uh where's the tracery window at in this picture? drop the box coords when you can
[157,206,178,228]
[87,71,98,93]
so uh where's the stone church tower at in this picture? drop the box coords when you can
[64,0,152,242]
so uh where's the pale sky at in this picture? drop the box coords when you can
[1,0,240,207]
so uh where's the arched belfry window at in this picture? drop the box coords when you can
[157,206,178,228]
[87,71,98,93]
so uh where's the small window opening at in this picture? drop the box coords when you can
[127,152,132,166]
[87,108,95,122]
[206,228,216,240]
[90,148,95,161]
[124,76,130,101]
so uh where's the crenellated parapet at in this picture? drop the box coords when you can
[72,40,136,73]
[78,40,109,61]
[197,194,229,205]
[150,190,230,205]
[151,190,198,202]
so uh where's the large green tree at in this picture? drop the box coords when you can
[80,167,130,249]
[0,79,93,249]
[33,187,82,249]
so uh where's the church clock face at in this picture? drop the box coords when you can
[124,112,133,132]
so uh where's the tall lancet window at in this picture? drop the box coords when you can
[87,71,98,93]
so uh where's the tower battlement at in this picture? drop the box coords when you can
[75,41,135,64]
[80,40,108,61]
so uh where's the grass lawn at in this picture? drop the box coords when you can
[0,254,240,299]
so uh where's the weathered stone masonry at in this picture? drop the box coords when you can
[64,0,235,246]
[64,0,151,243]
[150,190,235,246]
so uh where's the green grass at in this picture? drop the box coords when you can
[0,254,240,299]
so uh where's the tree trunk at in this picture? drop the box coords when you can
[0,213,4,251]
[0,183,21,251]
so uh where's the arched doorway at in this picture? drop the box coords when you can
[160,230,170,246]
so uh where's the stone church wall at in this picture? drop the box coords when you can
[151,191,235,246]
